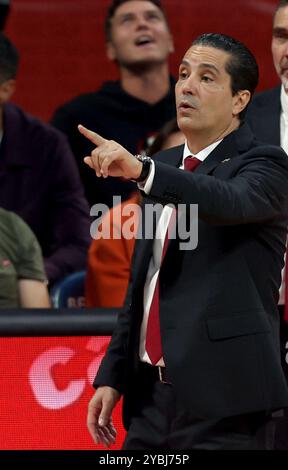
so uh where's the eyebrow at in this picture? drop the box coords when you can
[180,60,220,74]
[273,27,288,35]
[117,9,161,20]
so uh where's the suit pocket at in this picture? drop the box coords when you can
[206,312,270,340]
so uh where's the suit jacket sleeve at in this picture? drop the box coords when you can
[149,146,288,225]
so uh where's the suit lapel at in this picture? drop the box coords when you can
[134,147,184,284]
[196,122,254,175]
[160,122,254,176]
[132,196,157,289]
[155,144,184,169]
[135,124,254,275]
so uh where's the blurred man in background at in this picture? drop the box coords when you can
[51,0,176,208]
[246,0,288,449]
[0,33,90,285]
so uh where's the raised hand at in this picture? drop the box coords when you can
[78,124,142,180]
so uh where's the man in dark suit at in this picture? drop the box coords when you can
[245,0,288,450]
[246,0,288,148]
[245,0,288,302]
[79,33,288,450]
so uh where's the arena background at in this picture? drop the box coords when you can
[1,0,287,451]
[5,0,280,122]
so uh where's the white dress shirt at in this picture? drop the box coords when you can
[278,85,288,305]
[138,139,222,365]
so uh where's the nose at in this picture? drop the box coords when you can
[135,15,150,30]
[283,40,288,57]
[180,75,198,96]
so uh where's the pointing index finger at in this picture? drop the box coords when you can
[78,124,107,146]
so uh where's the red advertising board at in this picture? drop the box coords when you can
[0,336,126,450]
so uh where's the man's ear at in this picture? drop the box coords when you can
[106,41,117,62]
[232,90,251,117]
[0,79,16,104]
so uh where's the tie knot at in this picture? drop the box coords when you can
[184,156,201,172]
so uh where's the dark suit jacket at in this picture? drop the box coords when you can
[94,123,288,428]
[246,86,281,145]
[0,103,90,284]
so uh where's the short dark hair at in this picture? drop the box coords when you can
[0,32,19,83]
[192,33,259,118]
[105,0,168,42]
[275,0,288,15]
[274,1,288,24]
[0,3,10,31]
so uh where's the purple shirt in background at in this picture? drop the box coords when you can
[0,103,91,285]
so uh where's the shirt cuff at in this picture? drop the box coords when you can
[137,160,155,194]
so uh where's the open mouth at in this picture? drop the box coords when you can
[179,101,195,110]
[134,36,155,47]
[281,67,288,76]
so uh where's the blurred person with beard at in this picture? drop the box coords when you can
[246,0,288,449]
[247,0,288,155]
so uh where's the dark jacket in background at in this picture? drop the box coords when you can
[0,103,90,285]
[246,85,288,449]
[245,85,281,146]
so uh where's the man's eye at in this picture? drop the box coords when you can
[179,71,187,79]
[273,32,288,42]
[147,13,161,21]
[202,75,213,82]
[121,16,132,24]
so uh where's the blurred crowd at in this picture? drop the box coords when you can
[0,0,287,320]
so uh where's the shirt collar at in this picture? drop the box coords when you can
[182,138,223,164]
[281,84,288,121]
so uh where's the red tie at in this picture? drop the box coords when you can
[145,156,201,364]
[184,156,202,172]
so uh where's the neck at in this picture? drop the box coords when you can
[120,63,170,104]
[186,118,240,155]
